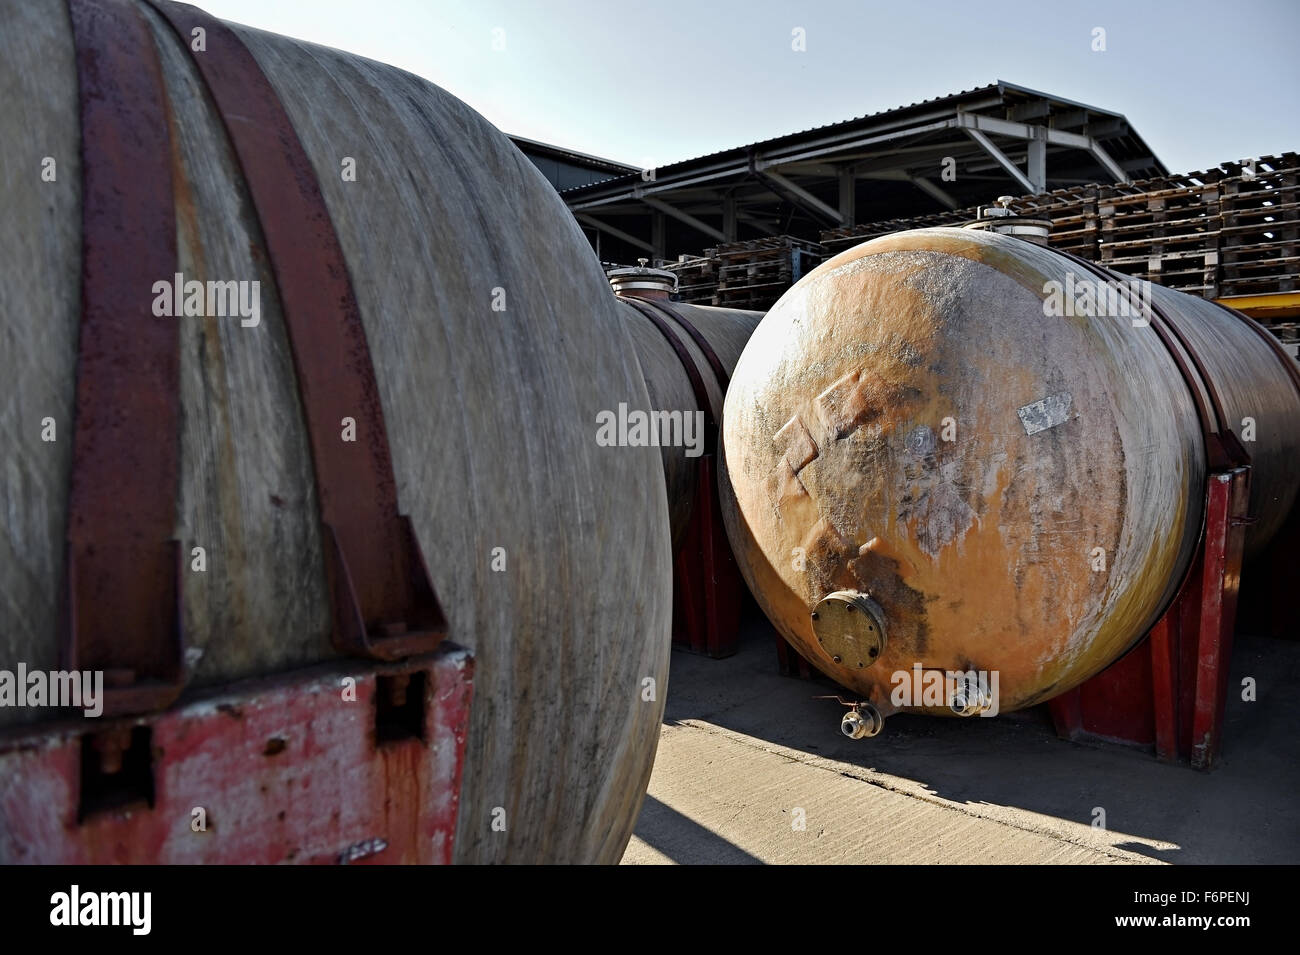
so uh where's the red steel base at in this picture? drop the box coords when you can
[774,634,819,678]
[672,454,744,658]
[1049,467,1251,769]
[771,464,1258,771]
[0,644,473,863]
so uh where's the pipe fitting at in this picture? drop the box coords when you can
[949,676,993,717]
[841,702,884,739]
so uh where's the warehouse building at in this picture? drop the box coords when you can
[521,81,1166,264]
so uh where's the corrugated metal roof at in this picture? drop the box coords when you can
[509,135,638,173]
[558,80,1155,197]
[666,82,1005,165]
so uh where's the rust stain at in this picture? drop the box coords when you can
[722,229,1203,713]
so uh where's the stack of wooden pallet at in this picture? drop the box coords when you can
[820,209,973,257]
[1003,186,1103,259]
[812,153,1297,305]
[710,236,824,310]
[1216,154,1298,298]
[1095,153,1299,299]
[665,254,719,305]
[1096,172,1225,295]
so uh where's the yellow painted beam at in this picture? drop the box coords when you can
[1214,291,1300,319]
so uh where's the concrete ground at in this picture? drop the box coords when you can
[622,605,1300,865]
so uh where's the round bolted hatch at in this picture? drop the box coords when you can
[810,591,887,669]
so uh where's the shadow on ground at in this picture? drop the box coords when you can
[641,598,1300,864]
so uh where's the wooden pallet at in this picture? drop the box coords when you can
[677,154,1300,307]
[664,254,719,305]
[708,236,823,310]
[663,236,825,309]
[820,208,974,256]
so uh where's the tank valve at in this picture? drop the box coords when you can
[949,675,994,717]
[819,696,884,739]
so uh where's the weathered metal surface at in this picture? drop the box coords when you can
[720,227,1300,715]
[63,0,183,717]
[0,646,473,863]
[2,0,671,864]
[149,0,446,662]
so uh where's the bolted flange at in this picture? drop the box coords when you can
[811,590,886,670]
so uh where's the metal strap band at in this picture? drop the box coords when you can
[149,1,446,660]
[622,297,719,451]
[1207,300,1300,403]
[63,0,184,717]
[639,299,733,391]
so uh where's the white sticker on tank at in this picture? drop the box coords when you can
[1017,392,1072,435]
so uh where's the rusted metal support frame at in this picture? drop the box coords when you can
[63,0,184,718]
[1189,469,1249,769]
[147,0,447,661]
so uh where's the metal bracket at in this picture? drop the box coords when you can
[148,0,448,660]
[63,0,184,718]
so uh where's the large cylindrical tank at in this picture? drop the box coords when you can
[0,0,670,863]
[721,227,1300,715]
[615,287,762,549]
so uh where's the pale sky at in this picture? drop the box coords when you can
[200,0,1299,175]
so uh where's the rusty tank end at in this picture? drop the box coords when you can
[719,227,1300,718]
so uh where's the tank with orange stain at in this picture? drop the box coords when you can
[720,228,1300,720]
